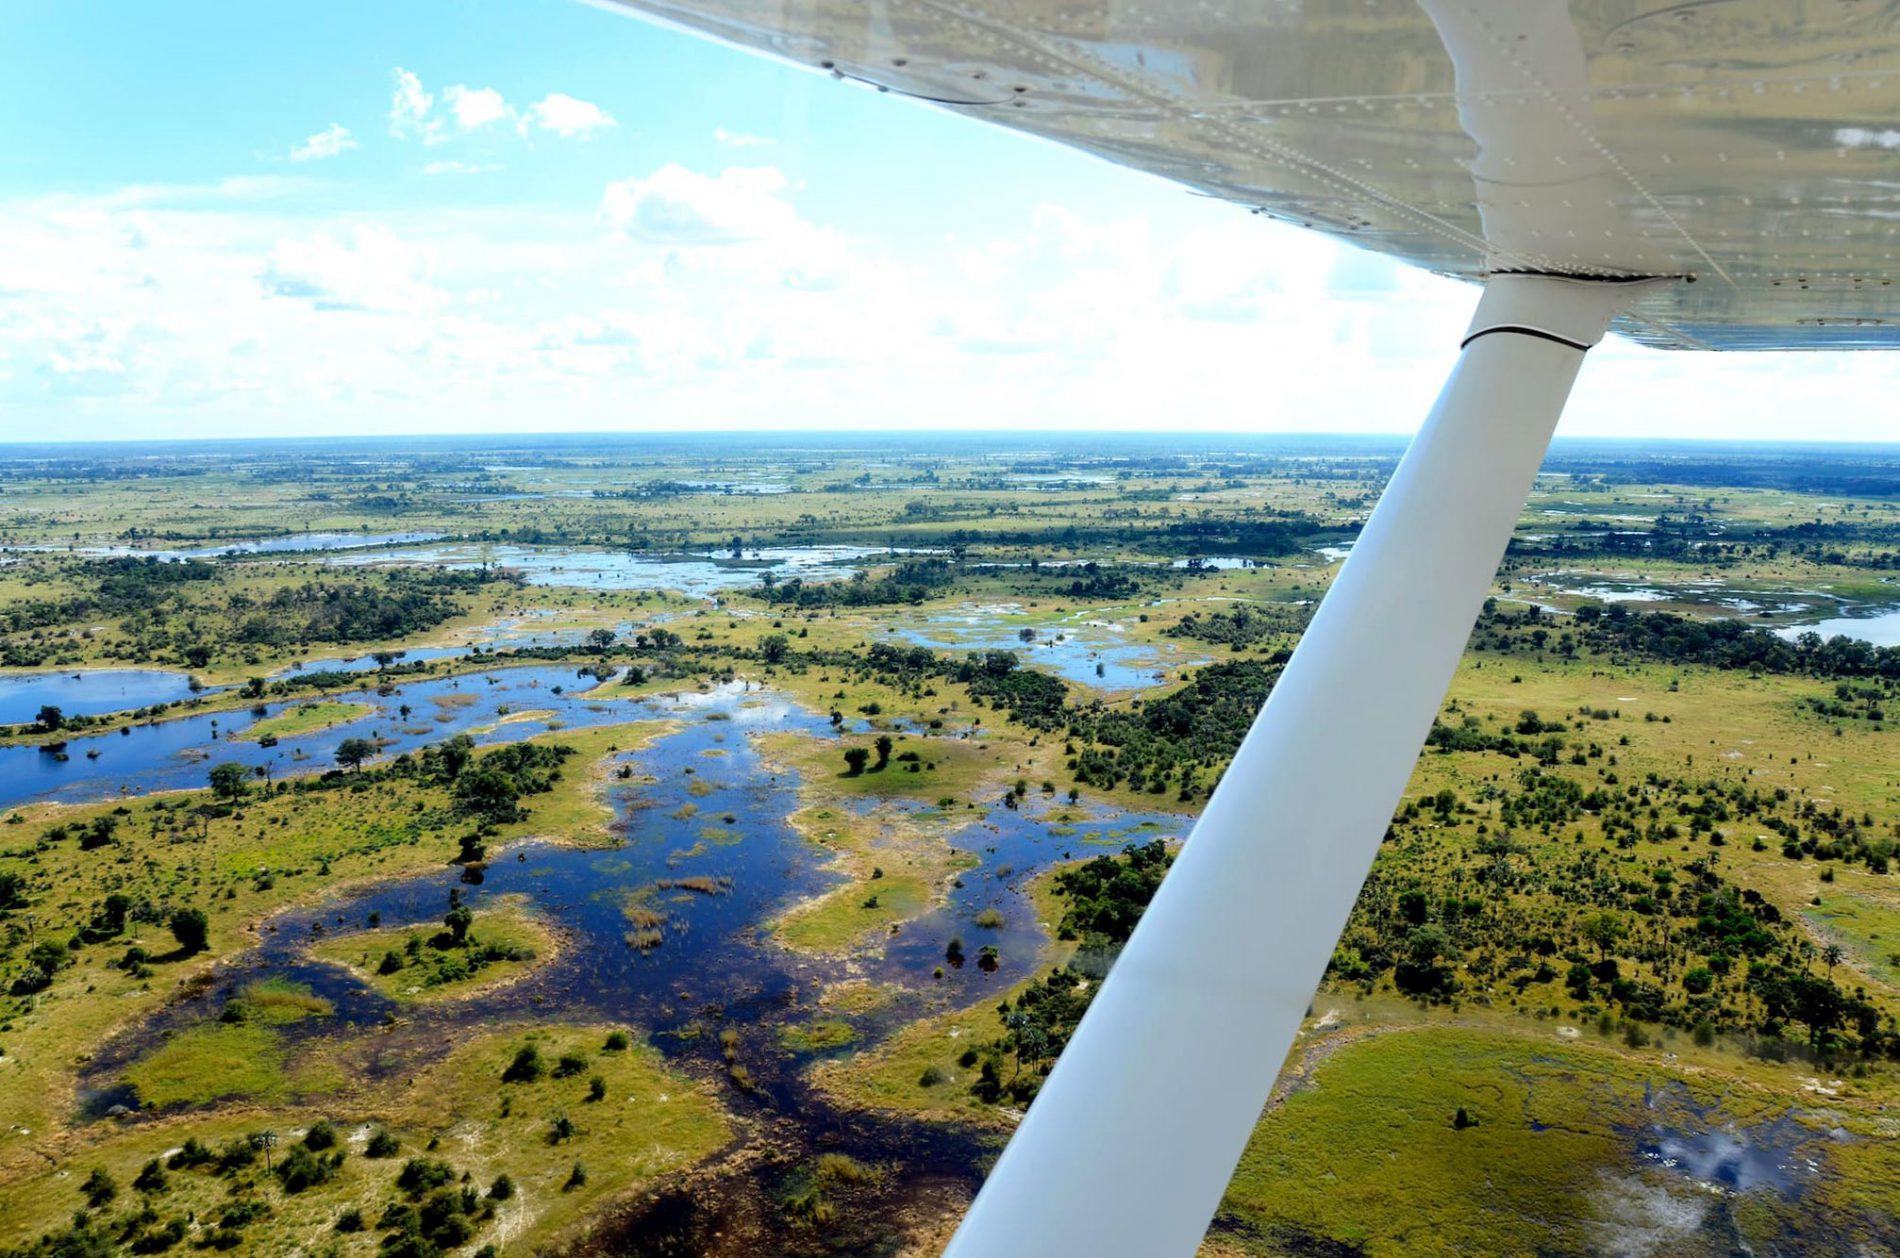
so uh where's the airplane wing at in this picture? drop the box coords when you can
[592,0,1900,350]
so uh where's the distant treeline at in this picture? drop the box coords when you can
[1478,601,1899,680]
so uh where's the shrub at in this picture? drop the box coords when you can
[502,1044,543,1083]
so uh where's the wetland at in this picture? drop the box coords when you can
[1,434,1895,1256]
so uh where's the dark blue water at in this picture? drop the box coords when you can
[0,669,203,726]
[873,804,1184,997]
[79,683,1186,1094]
[66,680,1190,1249]
[0,665,659,809]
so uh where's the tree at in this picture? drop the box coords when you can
[335,737,374,772]
[438,735,473,780]
[444,905,474,945]
[1580,911,1627,960]
[587,628,616,652]
[34,704,63,732]
[452,768,520,824]
[759,633,789,665]
[873,734,893,770]
[1822,943,1844,976]
[170,907,210,955]
[22,939,68,991]
[209,761,249,800]
[842,747,870,777]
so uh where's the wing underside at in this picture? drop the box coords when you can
[596,0,1900,352]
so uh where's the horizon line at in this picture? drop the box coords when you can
[3,429,1899,451]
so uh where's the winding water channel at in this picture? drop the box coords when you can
[49,673,1185,1250]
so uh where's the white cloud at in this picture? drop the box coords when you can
[523,93,615,138]
[422,160,500,177]
[444,85,509,132]
[289,124,357,162]
[713,127,773,148]
[388,71,612,146]
[600,165,796,244]
[4,170,1898,442]
[389,68,438,143]
[259,225,446,314]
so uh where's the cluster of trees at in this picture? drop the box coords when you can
[0,559,514,670]
[836,642,1274,803]
[967,841,1173,1105]
[373,899,534,992]
[1164,602,1309,652]
[1330,769,1896,1061]
[764,559,959,608]
[228,572,501,651]
[1067,660,1280,801]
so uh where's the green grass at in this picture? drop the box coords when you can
[230,977,334,1024]
[1219,1022,1900,1256]
[308,902,556,1003]
[0,1024,729,1254]
[777,1019,859,1053]
[124,1022,288,1109]
[235,699,373,741]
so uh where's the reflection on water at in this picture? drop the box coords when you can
[892,603,1195,690]
[0,664,651,809]
[0,669,204,726]
[1629,1083,1835,1197]
[1777,605,1900,648]
[321,542,922,596]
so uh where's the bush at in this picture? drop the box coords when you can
[80,1167,117,1207]
[275,1144,332,1193]
[365,1129,401,1158]
[396,1157,457,1197]
[501,1044,543,1083]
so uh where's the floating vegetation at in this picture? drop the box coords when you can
[658,875,732,896]
[624,904,667,952]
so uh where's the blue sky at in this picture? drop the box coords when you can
[1,0,1894,443]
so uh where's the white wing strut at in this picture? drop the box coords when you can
[946,273,1667,1258]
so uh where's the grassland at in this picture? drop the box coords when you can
[237,699,374,741]
[309,899,559,1003]
[0,1022,729,1255]
[1219,1014,1900,1256]
[0,719,671,1184]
